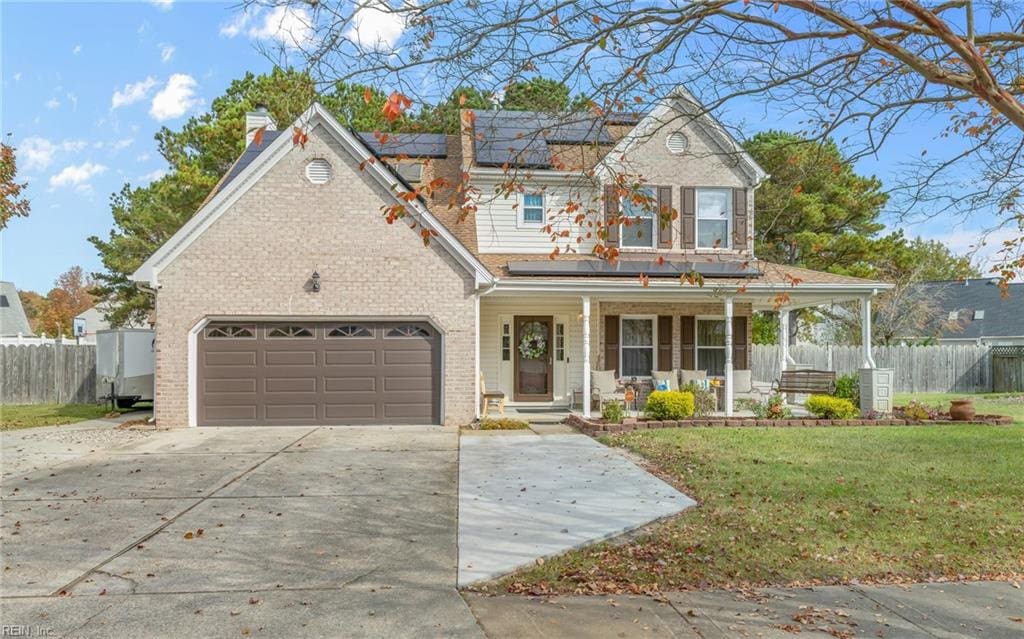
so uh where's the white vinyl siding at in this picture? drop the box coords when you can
[475,180,600,253]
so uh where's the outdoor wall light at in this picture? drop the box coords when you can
[310,271,321,292]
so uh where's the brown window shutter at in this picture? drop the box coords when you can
[657,316,673,369]
[732,187,748,251]
[657,186,673,248]
[604,314,620,376]
[680,315,695,370]
[681,187,696,250]
[732,316,748,370]
[604,185,619,247]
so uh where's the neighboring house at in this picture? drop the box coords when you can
[73,304,147,344]
[131,90,889,428]
[0,281,34,339]
[911,279,1024,346]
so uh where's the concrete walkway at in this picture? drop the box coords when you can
[458,432,695,587]
[1,424,482,638]
[466,580,1024,638]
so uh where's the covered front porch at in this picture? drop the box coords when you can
[475,279,884,419]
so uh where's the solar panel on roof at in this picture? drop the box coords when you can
[505,259,762,278]
[356,132,448,158]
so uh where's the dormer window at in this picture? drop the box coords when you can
[696,188,731,249]
[621,186,657,249]
[520,193,545,226]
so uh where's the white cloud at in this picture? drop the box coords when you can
[49,161,107,189]
[248,5,314,48]
[135,153,151,163]
[72,44,82,55]
[45,97,60,109]
[139,168,167,183]
[151,0,173,11]
[67,92,78,110]
[345,1,405,50]
[61,139,88,153]
[159,43,175,62]
[149,73,199,121]
[111,138,134,151]
[219,11,250,38]
[19,137,56,171]
[12,72,21,82]
[111,76,158,109]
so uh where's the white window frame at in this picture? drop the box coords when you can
[618,315,657,379]
[696,187,732,250]
[695,315,727,376]
[518,192,546,227]
[619,186,658,250]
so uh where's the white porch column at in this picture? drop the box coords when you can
[474,293,481,419]
[724,296,734,417]
[778,309,790,373]
[582,296,592,418]
[860,296,876,368]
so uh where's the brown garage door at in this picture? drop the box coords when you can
[198,321,441,426]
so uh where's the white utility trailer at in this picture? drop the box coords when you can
[96,328,155,409]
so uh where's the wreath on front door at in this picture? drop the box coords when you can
[518,326,547,360]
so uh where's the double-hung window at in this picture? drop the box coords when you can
[696,188,731,249]
[620,186,657,248]
[620,316,655,377]
[520,193,545,225]
[696,318,727,376]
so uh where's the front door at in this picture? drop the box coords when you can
[514,316,553,401]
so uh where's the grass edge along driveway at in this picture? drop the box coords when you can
[0,404,122,431]
[496,419,1024,594]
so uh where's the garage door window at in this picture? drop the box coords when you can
[266,325,314,338]
[327,325,373,338]
[205,325,255,339]
[387,325,431,338]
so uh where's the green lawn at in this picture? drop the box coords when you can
[895,392,1024,426]
[499,421,1024,593]
[0,404,121,431]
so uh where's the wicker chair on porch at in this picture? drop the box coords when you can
[590,369,625,410]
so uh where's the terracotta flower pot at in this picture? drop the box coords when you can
[949,399,976,422]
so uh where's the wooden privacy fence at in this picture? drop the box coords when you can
[0,344,97,404]
[750,344,993,394]
[992,346,1024,393]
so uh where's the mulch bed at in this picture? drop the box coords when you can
[567,413,1013,437]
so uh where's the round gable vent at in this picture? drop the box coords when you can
[666,132,689,155]
[305,159,332,184]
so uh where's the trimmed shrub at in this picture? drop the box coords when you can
[645,390,696,420]
[834,373,860,405]
[478,418,530,430]
[601,401,625,424]
[806,395,859,419]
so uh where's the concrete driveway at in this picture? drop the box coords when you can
[1,425,482,638]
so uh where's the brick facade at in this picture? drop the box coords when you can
[153,124,478,427]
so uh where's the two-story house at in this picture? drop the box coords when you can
[132,87,888,428]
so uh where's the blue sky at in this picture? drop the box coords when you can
[1,0,279,292]
[0,0,1010,293]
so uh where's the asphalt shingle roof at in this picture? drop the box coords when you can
[914,279,1024,340]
